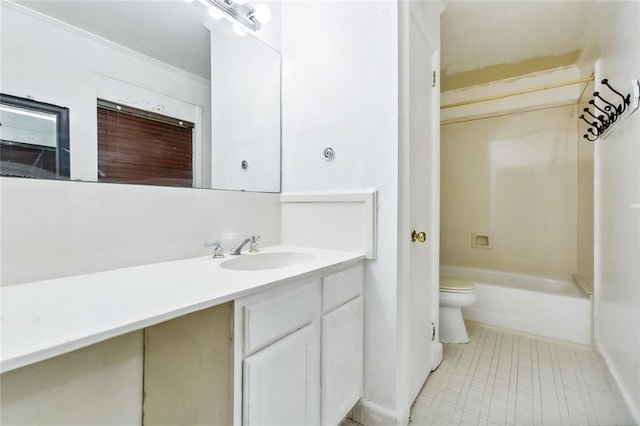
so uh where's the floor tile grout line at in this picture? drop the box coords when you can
[454,325,479,425]
[511,334,517,425]
[479,326,500,423]
[534,338,547,426]
[571,345,598,425]
[448,324,483,420]
[549,338,571,424]
[411,323,635,426]
[570,345,592,425]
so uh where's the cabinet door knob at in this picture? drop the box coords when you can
[411,230,427,243]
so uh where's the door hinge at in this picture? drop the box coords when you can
[431,322,436,340]
[432,70,437,87]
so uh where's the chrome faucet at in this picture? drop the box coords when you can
[204,240,225,258]
[249,235,260,253]
[229,236,260,255]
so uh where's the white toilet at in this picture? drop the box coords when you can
[439,276,477,343]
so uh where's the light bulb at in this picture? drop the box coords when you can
[253,4,271,24]
[232,23,247,36]
[208,7,223,20]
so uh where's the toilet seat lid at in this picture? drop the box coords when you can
[440,276,475,293]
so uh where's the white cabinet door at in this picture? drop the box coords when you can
[243,323,320,426]
[322,297,363,426]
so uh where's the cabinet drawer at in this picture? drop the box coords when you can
[243,279,320,355]
[322,265,363,313]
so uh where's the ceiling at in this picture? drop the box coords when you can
[441,1,594,91]
[15,0,593,90]
[14,0,212,80]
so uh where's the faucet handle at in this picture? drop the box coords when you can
[204,240,225,258]
[249,236,261,253]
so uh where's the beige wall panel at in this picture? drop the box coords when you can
[143,302,233,425]
[1,331,143,425]
[441,105,579,280]
[577,100,595,288]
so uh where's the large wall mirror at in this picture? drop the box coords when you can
[0,0,281,192]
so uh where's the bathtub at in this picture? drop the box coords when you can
[440,265,592,345]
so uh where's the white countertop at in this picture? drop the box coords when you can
[0,245,364,373]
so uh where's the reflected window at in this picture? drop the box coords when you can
[0,94,70,179]
[97,99,194,187]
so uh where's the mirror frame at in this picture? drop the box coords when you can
[0,93,70,179]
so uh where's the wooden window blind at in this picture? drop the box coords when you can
[97,100,194,187]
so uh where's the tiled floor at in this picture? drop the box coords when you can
[409,322,635,426]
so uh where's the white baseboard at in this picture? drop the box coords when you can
[352,398,409,426]
[594,339,640,424]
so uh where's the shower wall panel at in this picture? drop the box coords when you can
[440,105,579,280]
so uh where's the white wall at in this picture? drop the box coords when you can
[583,2,640,422]
[1,2,212,185]
[1,178,280,287]
[280,0,402,420]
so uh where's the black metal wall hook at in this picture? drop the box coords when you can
[581,78,637,142]
[601,79,631,109]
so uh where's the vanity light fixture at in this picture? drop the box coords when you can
[232,23,248,37]
[193,0,271,33]
[208,7,224,20]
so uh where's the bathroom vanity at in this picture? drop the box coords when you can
[0,246,364,425]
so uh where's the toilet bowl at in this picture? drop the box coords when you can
[439,277,477,343]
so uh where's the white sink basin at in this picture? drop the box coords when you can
[220,252,315,271]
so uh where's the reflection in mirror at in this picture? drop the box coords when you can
[97,99,195,187]
[210,22,281,192]
[0,94,70,179]
[1,0,281,192]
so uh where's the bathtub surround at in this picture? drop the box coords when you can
[577,95,595,290]
[441,104,580,281]
[440,66,594,287]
